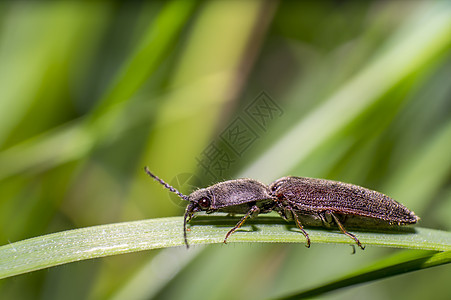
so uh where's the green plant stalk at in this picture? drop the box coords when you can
[275,250,451,299]
[0,216,450,279]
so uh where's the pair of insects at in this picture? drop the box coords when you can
[144,167,418,249]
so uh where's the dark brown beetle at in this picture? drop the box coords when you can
[145,167,419,249]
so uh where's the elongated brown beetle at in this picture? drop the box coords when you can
[144,167,419,249]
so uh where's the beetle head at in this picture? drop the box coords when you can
[187,188,213,211]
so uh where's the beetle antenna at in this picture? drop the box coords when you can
[144,167,189,201]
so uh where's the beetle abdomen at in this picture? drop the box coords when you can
[270,176,419,225]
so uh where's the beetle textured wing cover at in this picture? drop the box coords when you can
[270,176,418,224]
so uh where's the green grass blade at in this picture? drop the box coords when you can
[275,250,451,299]
[0,216,450,279]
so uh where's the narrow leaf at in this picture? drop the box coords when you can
[0,216,449,279]
[275,250,451,299]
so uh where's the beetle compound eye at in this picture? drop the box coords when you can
[198,197,211,209]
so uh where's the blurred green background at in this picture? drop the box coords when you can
[0,0,450,299]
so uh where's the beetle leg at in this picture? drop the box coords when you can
[318,212,332,228]
[328,211,365,250]
[281,207,291,221]
[186,213,194,223]
[286,206,311,248]
[224,205,260,244]
[183,203,195,248]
